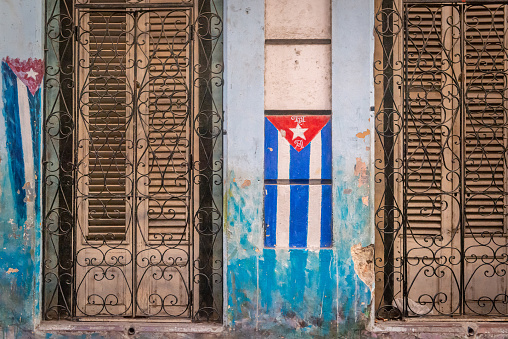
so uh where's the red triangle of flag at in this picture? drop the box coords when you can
[4,57,44,96]
[267,115,330,152]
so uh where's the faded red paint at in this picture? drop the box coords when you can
[4,57,44,95]
[266,115,330,152]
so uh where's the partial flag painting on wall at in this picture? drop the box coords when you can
[264,115,332,249]
[265,115,331,180]
[1,57,44,229]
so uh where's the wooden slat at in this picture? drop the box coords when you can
[404,4,507,235]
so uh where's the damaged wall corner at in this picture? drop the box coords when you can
[351,243,374,291]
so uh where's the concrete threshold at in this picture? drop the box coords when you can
[38,321,224,335]
[369,320,508,338]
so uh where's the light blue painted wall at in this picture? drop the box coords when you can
[225,0,375,337]
[0,0,376,337]
[332,0,375,328]
[0,0,44,333]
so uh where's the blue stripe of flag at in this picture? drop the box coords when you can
[2,61,27,225]
[289,185,309,248]
[320,184,333,247]
[28,87,41,225]
[321,121,332,180]
[289,142,310,180]
[264,118,278,180]
[264,184,277,247]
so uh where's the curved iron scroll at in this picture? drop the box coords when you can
[42,0,223,322]
[375,0,508,319]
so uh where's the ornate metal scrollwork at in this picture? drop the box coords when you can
[43,0,223,321]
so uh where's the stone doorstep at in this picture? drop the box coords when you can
[369,320,508,337]
[37,321,224,335]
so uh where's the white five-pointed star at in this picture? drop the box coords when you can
[289,123,308,140]
[26,68,38,80]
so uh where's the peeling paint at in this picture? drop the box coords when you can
[6,268,18,274]
[355,129,371,139]
[241,179,251,188]
[22,182,34,202]
[362,196,369,206]
[354,157,368,187]
[351,243,374,290]
[343,188,352,194]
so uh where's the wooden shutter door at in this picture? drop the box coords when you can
[75,7,134,317]
[76,4,193,318]
[463,3,508,315]
[397,4,461,315]
[134,8,193,318]
[400,3,508,316]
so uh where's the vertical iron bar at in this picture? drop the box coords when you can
[382,0,395,311]
[69,1,77,319]
[197,0,214,319]
[459,3,466,316]
[132,9,139,318]
[42,0,49,320]
[188,7,194,319]
[402,2,409,318]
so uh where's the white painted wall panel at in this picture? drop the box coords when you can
[265,0,331,39]
[265,44,331,110]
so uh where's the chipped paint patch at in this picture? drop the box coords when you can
[355,129,370,139]
[241,179,251,188]
[343,188,352,194]
[22,182,35,202]
[6,268,19,274]
[362,196,369,206]
[354,157,368,187]
[351,243,374,290]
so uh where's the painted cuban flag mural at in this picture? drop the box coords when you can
[1,57,44,230]
[264,115,332,249]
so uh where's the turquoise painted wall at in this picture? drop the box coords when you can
[0,0,43,334]
[225,0,374,337]
[0,0,375,337]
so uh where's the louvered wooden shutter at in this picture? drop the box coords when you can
[464,4,506,234]
[143,10,191,244]
[405,4,507,235]
[79,8,130,241]
[406,5,445,235]
[78,7,191,243]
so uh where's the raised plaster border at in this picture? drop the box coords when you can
[37,321,224,335]
[370,320,508,337]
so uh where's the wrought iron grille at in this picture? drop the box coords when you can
[375,0,508,319]
[43,0,223,321]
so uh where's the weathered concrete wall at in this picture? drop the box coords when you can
[0,0,44,335]
[225,0,375,338]
[0,0,377,338]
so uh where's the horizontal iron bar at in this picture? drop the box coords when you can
[265,39,331,45]
[265,179,332,185]
[75,3,193,9]
[405,0,508,3]
[264,110,332,116]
